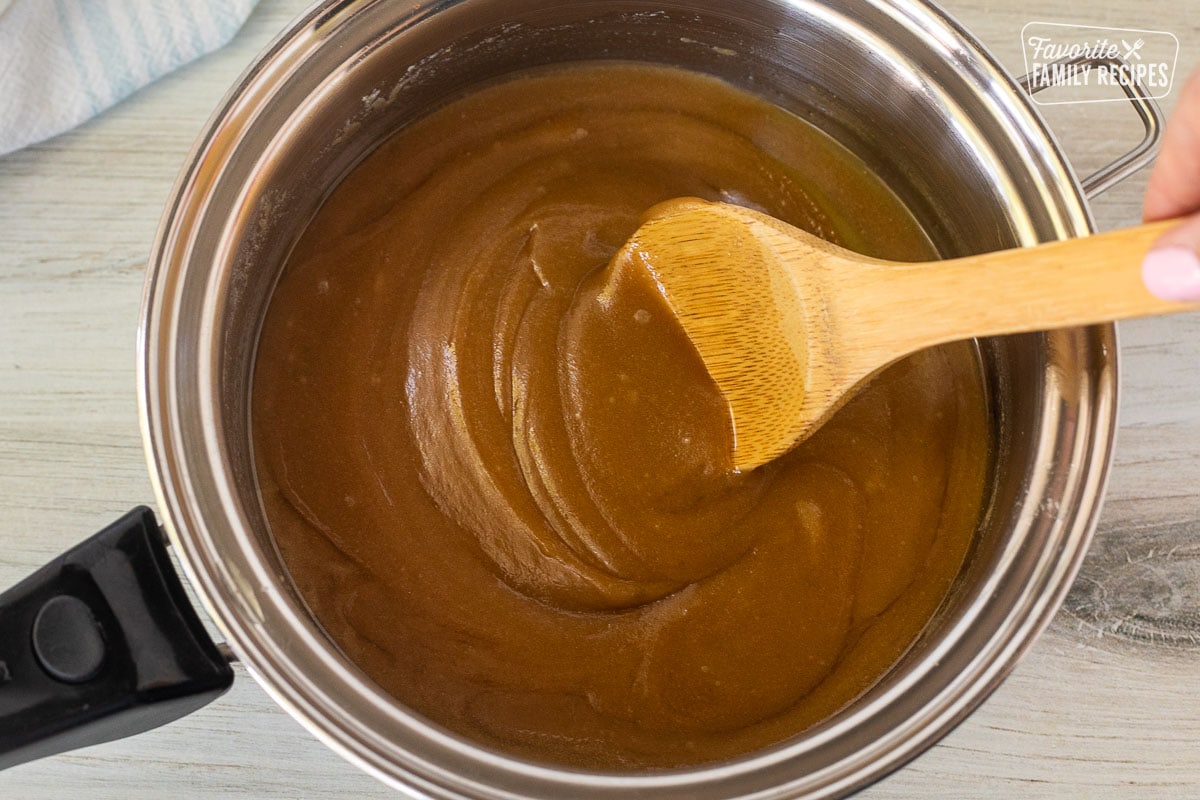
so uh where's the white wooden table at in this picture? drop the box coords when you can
[1,1,1196,797]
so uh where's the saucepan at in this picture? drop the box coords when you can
[0,0,1163,796]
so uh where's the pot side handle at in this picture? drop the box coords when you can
[1018,53,1165,199]
[0,507,234,770]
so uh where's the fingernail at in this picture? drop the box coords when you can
[1142,246,1200,301]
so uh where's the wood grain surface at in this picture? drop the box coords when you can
[0,0,1196,797]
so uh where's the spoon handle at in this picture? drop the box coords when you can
[841,220,1198,366]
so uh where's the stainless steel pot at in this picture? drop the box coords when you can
[0,0,1162,796]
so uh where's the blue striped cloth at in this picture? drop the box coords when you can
[0,0,259,156]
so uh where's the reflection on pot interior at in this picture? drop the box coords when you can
[251,62,992,769]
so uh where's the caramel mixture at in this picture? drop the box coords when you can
[252,63,991,769]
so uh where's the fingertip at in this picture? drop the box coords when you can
[1142,246,1200,301]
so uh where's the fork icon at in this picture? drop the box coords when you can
[1122,38,1146,60]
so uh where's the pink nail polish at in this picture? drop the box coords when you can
[1142,246,1200,302]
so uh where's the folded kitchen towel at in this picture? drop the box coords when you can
[0,0,259,156]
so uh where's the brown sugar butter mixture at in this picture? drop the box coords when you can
[253,62,991,768]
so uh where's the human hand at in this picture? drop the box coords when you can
[1142,67,1200,301]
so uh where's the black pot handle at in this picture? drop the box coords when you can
[0,507,234,769]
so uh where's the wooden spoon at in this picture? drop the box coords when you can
[619,198,1199,473]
